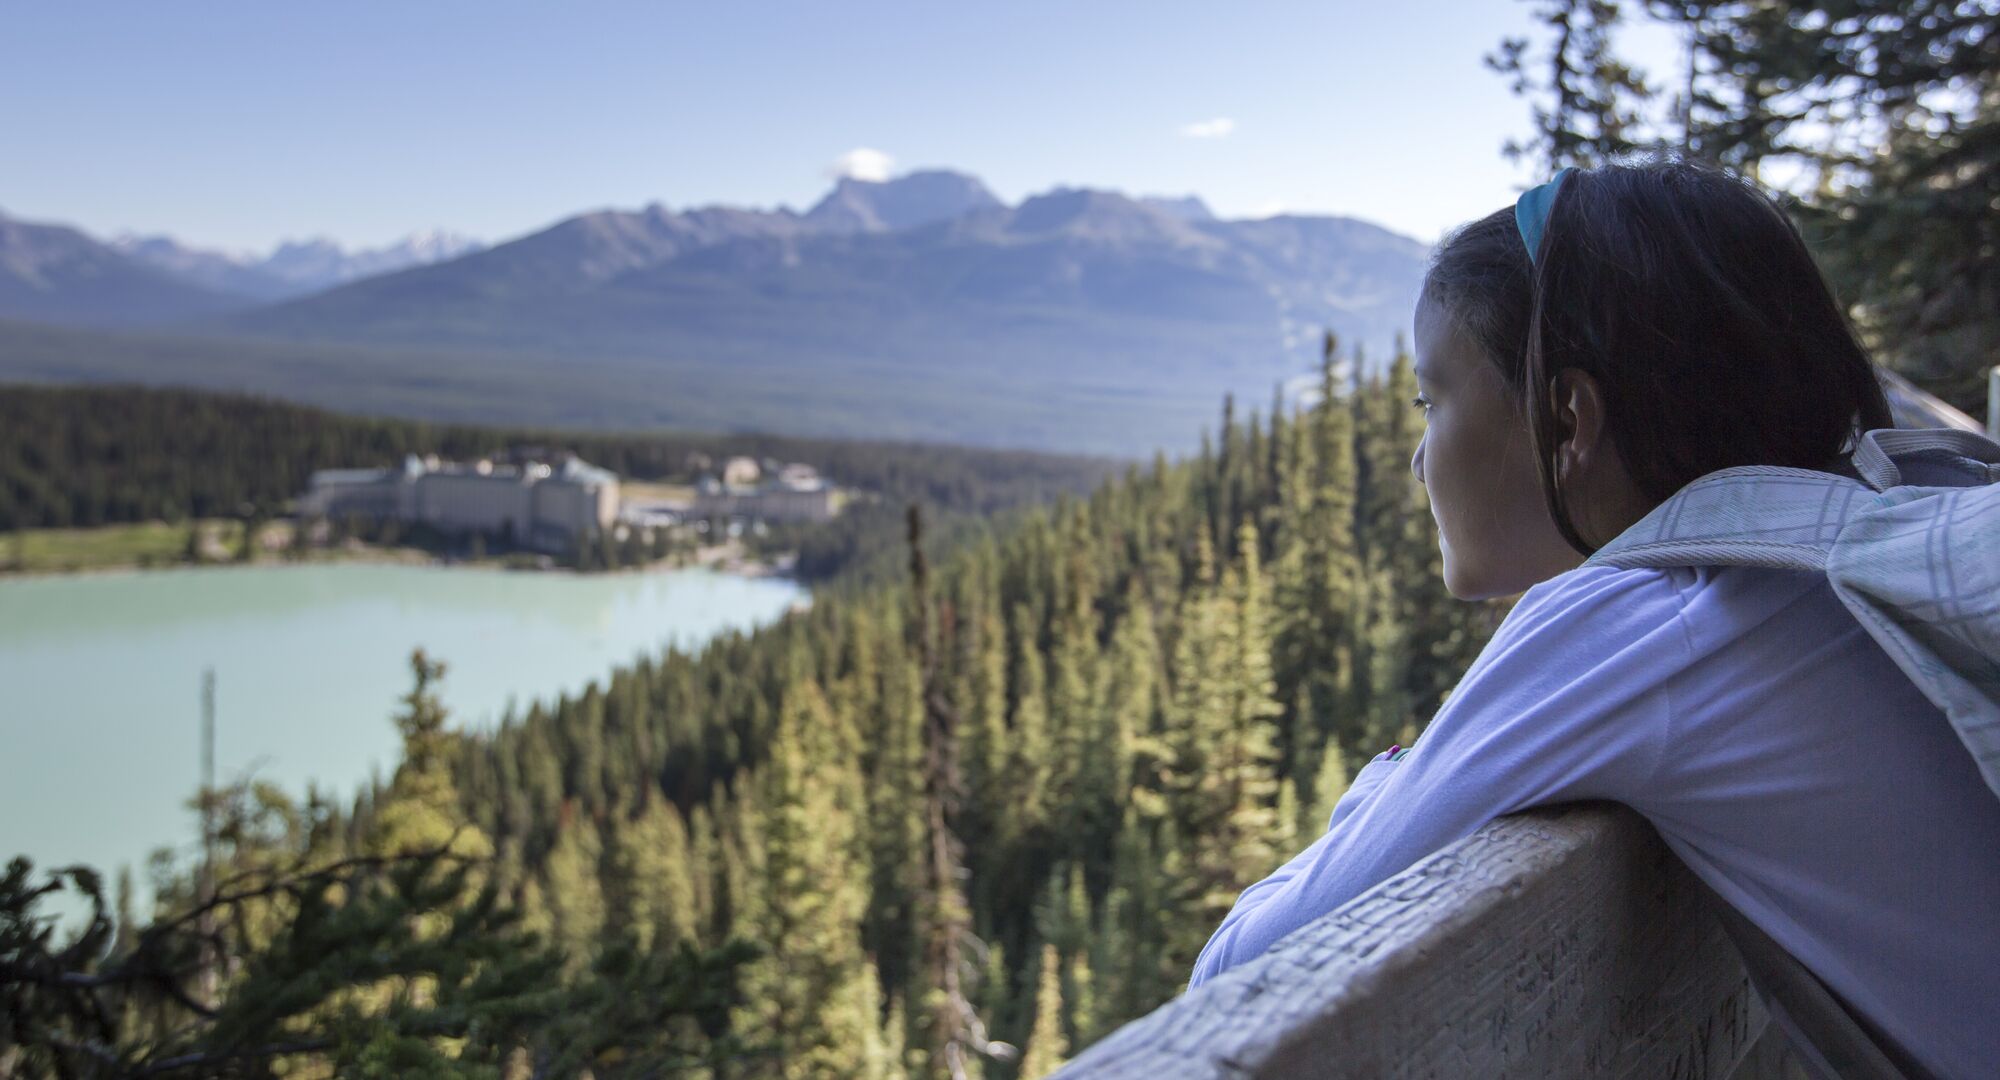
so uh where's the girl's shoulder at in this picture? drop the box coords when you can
[1454,562,1847,739]
[1513,561,1691,615]
[1483,562,1697,667]
[1505,561,1829,653]
[1483,560,1917,747]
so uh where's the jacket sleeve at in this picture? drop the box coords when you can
[1187,566,1686,989]
[1328,751,1402,832]
[1192,752,1404,933]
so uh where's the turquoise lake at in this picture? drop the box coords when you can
[0,562,806,908]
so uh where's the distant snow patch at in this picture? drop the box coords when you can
[828,148,895,182]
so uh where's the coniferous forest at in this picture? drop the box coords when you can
[0,382,1119,581]
[2,337,1507,1077]
[0,384,1116,535]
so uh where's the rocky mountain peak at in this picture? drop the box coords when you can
[804,169,1003,233]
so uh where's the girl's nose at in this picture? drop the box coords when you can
[1410,431,1427,486]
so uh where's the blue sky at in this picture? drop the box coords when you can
[4,2,1683,253]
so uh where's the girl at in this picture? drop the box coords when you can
[1186,161,2000,1078]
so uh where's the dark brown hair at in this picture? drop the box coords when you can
[1420,158,1894,554]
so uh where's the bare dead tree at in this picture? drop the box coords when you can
[908,502,1014,1078]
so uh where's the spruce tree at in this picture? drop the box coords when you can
[1016,944,1069,1079]
[1275,334,1364,762]
[736,679,894,1078]
[543,814,607,971]
[1046,545,1101,855]
[1006,602,1053,835]
[962,603,1011,872]
[1215,521,1287,885]
[1082,577,1159,873]
[603,798,696,954]
[1485,0,1652,172]
[368,651,491,860]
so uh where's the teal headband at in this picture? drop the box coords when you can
[1514,166,1573,263]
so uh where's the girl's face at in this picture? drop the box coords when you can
[1409,294,1586,600]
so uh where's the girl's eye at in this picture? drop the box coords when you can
[1411,395,1433,413]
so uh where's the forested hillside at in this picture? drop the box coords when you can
[4,337,1503,1076]
[0,384,1117,580]
[434,338,1504,1074]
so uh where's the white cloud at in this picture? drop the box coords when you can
[1249,199,1289,219]
[827,147,895,182]
[1179,117,1235,139]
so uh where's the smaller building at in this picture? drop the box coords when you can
[721,455,762,487]
[692,460,836,523]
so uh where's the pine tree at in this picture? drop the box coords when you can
[1485,0,1652,172]
[1046,544,1101,855]
[603,798,697,954]
[1159,524,1285,966]
[1213,521,1287,885]
[865,647,925,1011]
[1351,361,1417,751]
[1016,944,1069,1079]
[1082,578,1159,870]
[1055,869,1097,1051]
[908,503,999,1080]
[1095,801,1173,1024]
[1006,603,1053,835]
[1162,530,1229,855]
[543,814,607,970]
[735,679,894,1078]
[960,602,1011,883]
[1276,333,1364,762]
[685,801,720,945]
[368,651,492,862]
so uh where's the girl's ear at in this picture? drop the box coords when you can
[1551,367,1654,548]
[1550,368,1609,487]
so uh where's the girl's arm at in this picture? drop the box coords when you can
[1188,566,1687,988]
[1196,750,1407,929]
[1327,748,1404,831]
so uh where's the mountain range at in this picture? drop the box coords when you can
[0,209,484,321]
[110,230,485,300]
[0,171,1430,454]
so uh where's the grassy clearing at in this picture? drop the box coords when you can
[0,519,395,575]
[0,514,766,579]
[1,520,209,574]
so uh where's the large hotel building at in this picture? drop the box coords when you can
[298,454,619,552]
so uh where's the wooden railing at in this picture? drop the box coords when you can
[1056,803,1812,1079]
[1987,364,1998,440]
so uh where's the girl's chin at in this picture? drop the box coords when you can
[1436,548,1476,599]
[1439,549,1511,602]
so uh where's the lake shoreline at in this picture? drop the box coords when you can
[0,519,796,584]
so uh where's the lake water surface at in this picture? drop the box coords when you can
[0,562,806,903]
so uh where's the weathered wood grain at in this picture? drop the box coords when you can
[1731,1022,1815,1080]
[1057,803,1769,1079]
